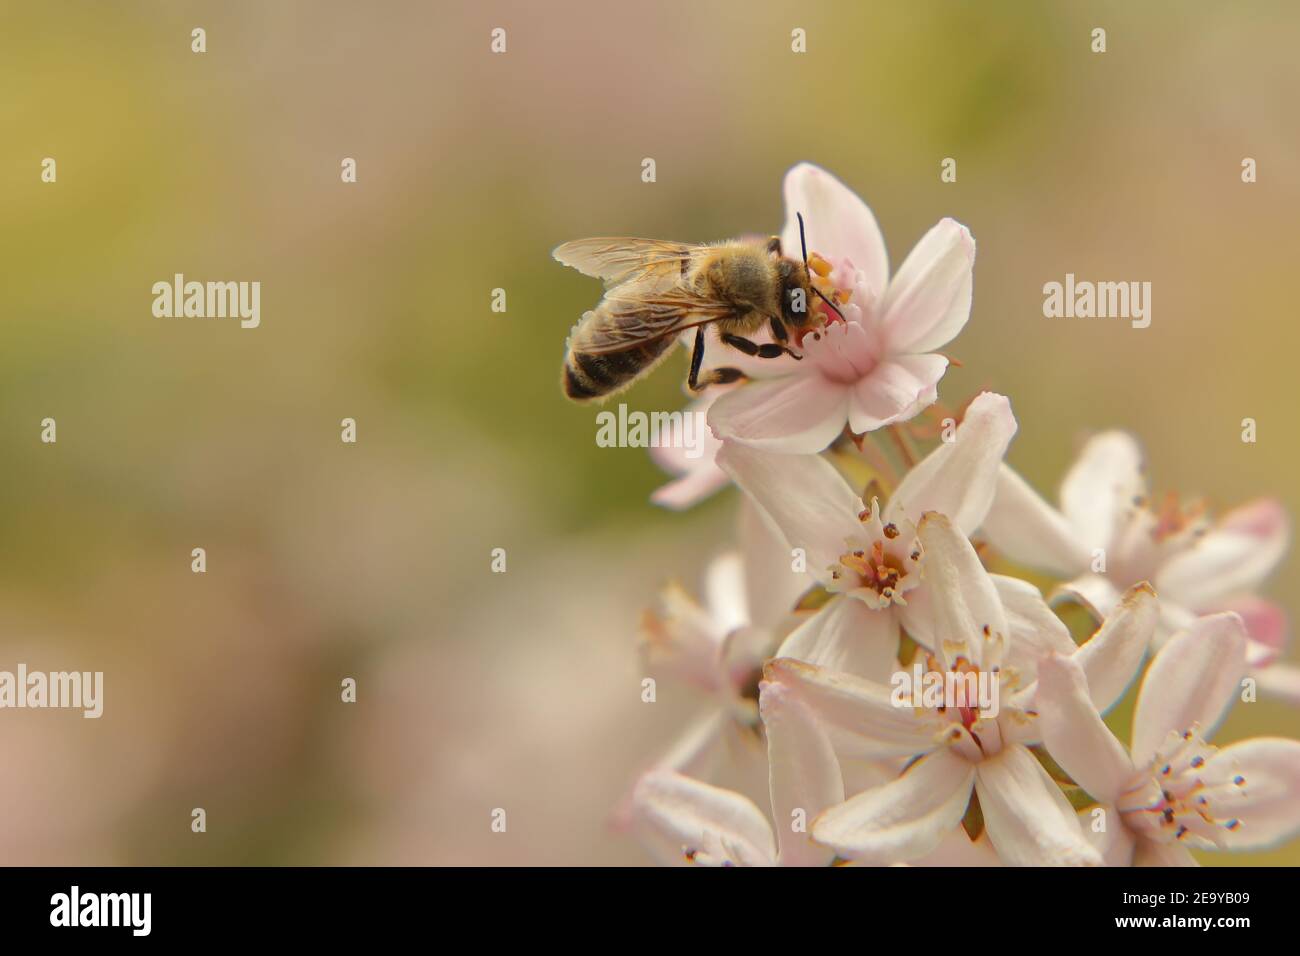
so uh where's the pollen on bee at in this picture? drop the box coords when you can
[808,252,833,278]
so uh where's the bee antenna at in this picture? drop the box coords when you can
[798,212,846,322]
[813,285,846,322]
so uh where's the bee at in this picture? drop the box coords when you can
[553,214,844,402]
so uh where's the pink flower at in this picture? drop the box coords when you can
[982,431,1297,702]
[715,392,1024,681]
[762,513,1156,866]
[708,163,975,454]
[1039,614,1300,865]
[609,502,807,831]
[626,681,844,866]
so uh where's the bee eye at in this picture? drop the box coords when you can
[785,287,809,320]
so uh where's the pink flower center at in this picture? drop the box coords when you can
[802,319,879,385]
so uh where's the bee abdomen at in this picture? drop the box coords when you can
[563,338,674,401]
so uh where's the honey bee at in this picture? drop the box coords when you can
[553,214,844,401]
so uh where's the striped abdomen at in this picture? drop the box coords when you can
[563,336,675,401]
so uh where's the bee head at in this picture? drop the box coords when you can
[776,258,818,329]
[786,212,847,328]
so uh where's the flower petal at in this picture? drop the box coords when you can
[715,440,860,580]
[884,391,1017,534]
[982,464,1091,577]
[1037,653,1135,805]
[640,582,727,691]
[848,354,948,434]
[914,512,1009,670]
[647,392,727,510]
[975,743,1102,866]
[1132,840,1198,866]
[737,497,808,631]
[1132,612,1248,766]
[1082,803,1139,866]
[1254,662,1300,705]
[1052,573,1122,624]
[1155,498,1290,610]
[760,680,845,866]
[878,217,975,355]
[704,552,749,636]
[610,710,727,833]
[812,747,975,864]
[1212,595,1287,668]
[650,465,730,511]
[993,573,1078,685]
[629,770,776,866]
[1059,431,1146,554]
[776,595,900,682]
[780,162,888,296]
[708,373,849,454]
[1073,582,1159,713]
[1201,737,1300,850]
[764,657,939,759]
[911,827,1004,866]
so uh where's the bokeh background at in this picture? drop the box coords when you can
[1,0,1297,865]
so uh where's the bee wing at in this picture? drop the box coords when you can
[552,238,704,289]
[574,281,739,354]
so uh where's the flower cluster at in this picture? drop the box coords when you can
[621,163,1300,866]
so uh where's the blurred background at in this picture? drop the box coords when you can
[1,0,1297,865]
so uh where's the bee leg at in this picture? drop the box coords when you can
[700,367,747,387]
[765,235,782,255]
[768,317,804,360]
[686,326,707,391]
[722,333,795,361]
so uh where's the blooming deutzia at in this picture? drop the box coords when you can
[708,163,975,454]
[983,430,1296,701]
[627,680,844,866]
[716,391,1034,680]
[613,502,806,831]
[1038,612,1300,865]
[628,677,977,865]
[764,513,1158,866]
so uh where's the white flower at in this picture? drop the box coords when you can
[715,392,1028,680]
[763,512,1157,866]
[626,680,844,866]
[983,430,1297,701]
[1038,613,1300,865]
[708,163,975,454]
[611,502,806,829]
